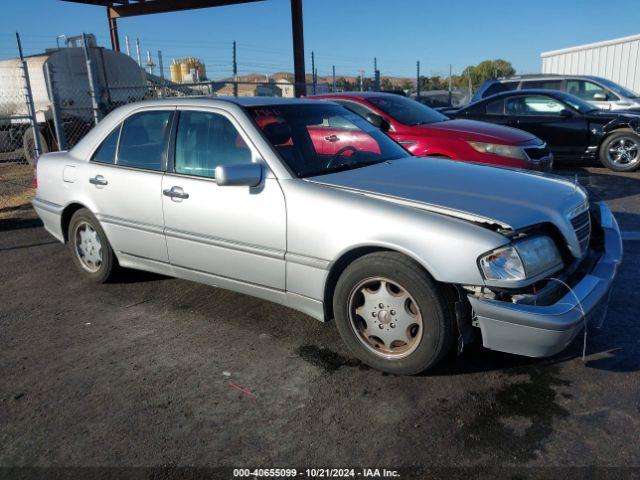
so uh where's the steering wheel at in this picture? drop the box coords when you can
[326,145,359,169]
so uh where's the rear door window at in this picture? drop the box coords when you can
[333,100,375,119]
[522,80,563,90]
[117,111,172,170]
[91,126,120,164]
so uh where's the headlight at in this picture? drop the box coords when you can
[468,141,527,160]
[479,236,563,282]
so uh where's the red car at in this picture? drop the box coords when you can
[310,92,553,170]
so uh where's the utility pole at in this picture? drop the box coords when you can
[448,64,452,105]
[416,61,421,97]
[467,67,473,97]
[232,40,238,97]
[311,51,316,94]
[332,65,336,92]
[359,69,364,92]
[374,57,380,91]
[124,36,131,57]
[158,50,165,84]
[135,38,142,67]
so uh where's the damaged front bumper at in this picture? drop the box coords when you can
[467,202,623,358]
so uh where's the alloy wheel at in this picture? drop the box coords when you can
[348,277,423,360]
[74,221,103,273]
[607,137,640,167]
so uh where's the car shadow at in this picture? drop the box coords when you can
[0,216,43,232]
[114,268,169,284]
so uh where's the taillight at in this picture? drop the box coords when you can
[33,163,38,189]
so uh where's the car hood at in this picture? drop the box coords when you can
[421,119,539,145]
[308,157,587,234]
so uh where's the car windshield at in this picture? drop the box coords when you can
[247,104,410,178]
[557,92,599,113]
[366,95,449,125]
[595,77,639,98]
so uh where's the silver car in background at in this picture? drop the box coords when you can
[32,97,622,374]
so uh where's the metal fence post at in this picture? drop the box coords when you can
[16,32,42,161]
[82,33,102,126]
[232,41,238,97]
[44,62,67,151]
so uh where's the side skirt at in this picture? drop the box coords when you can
[117,252,326,322]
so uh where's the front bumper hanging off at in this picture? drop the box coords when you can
[467,202,623,358]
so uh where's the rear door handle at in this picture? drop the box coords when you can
[163,186,189,200]
[89,175,108,186]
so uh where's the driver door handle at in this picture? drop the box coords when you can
[325,134,339,142]
[163,186,189,200]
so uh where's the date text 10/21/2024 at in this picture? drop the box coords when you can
[233,468,401,478]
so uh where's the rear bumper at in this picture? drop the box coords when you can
[467,202,622,357]
[32,197,64,242]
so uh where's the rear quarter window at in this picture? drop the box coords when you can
[91,126,120,164]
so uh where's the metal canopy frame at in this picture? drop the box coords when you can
[61,0,307,97]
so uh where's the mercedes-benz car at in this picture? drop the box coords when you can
[32,97,622,374]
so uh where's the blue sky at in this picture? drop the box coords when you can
[1,0,639,79]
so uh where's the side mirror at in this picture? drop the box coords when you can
[364,112,391,132]
[215,163,263,187]
[559,108,576,118]
[593,92,608,101]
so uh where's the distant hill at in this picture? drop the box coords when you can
[217,71,415,87]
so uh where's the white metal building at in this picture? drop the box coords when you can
[541,33,640,93]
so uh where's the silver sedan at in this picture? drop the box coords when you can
[32,97,622,374]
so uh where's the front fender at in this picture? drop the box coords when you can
[602,116,640,135]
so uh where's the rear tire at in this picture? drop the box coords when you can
[67,208,118,283]
[333,252,454,375]
[599,129,640,172]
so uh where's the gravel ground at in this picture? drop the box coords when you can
[0,164,639,476]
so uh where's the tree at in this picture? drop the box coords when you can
[460,59,515,91]
[400,79,413,92]
[381,77,394,91]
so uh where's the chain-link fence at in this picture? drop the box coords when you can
[0,64,34,165]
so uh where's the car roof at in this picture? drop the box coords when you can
[465,89,567,108]
[124,95,326,108]
[310,91,403,100]
[501,73,606,82]
[480,89,565,100]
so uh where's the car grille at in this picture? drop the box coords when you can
[571,209,591,254]
[524,144,552,160]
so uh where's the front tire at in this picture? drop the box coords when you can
[333,252,454,375]
[599,129,640,172]
[68,208,118,283]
